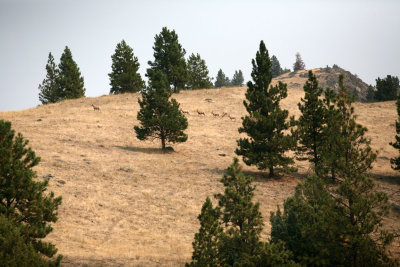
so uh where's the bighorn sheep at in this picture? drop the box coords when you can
[211,111,219,117]
[181,109,190,115]
[221,112,228,118]
[196,109,205,116]
[228,115,236,120]
[91,104,100,111]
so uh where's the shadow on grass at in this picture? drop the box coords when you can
[371,173,400,186]
[114,145,174,155]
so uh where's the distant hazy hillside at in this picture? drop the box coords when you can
[277,66,370,102]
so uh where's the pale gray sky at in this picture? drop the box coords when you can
[0,0,399,111]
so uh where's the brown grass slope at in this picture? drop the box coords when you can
[1,68,399,266]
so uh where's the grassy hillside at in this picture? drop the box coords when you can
[1,69,399,266]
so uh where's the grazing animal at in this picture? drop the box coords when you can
[221,112,228,118]
[181,110,190,115]
[197,109,205,116]
[211,111,219,117]
[228,115,236,121]
[91,104,100,111]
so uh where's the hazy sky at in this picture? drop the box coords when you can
[0,0,399,111]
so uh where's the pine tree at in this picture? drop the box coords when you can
[214,69,228,88]
[0,215,61,266]
[296,70,326,173]
[390,90,400,171]
[186,53,213,89]
[58,46,85,99]
[374,75,400,102]
[231,70,244,86]
[321,74,376,181]
[187,158,296,266]
[147,27,187,93]
[134,70,188,150]
[38,52,59,104]
[109,40,145,94]
[0,120,62,262]
[293,52,305,72]
[366,85,375,102]
[186,197,222,267]
[236,40,295,177]
[215,158,264,265]
[270,55,282,78]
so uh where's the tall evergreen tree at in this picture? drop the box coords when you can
[38,52,59,104]
[214,69,230,88]
[147,27,187,93]
[366,85,376,102]
[0,120,62,262]
[390,89,400,171]
[109,40,145,94]
[134,70,188,150]
[296,70,326,173]
[270,55,282,78]
[293,52,305,72]
[236,40,295,177]
[321,74,376,181]
[374,75,400,102]
[186,197,222,267]
[231,70,244,86]
[186,53,213,89]
[58,46,85,99]
[187,158,296,266]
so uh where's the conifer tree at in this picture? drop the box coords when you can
[38,52,59,104]
[231,70,244,86]
[296,70,326,173]
[366,85,375,102]
[390,89,400,171]
[0,120,62,263]
[58,46,85,99]
[293,52,305,72]
[321,75,376,181]
[374,75,399,102]
[187,158,296,266]
[186,53,213,89]
[270,55,282,78]
[147,27,187,93]
[134,70,188,150]
[186,197,222,267]
[236,40,295,177]
[214,69,229,88]
[109,40,145,94]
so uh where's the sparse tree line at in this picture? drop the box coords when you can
[5,28,399,265]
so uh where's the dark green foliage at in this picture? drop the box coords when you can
[271,77,395,265]
[214,69,230,88]
[271,173,395,266]
[134,70,188,150]
[0,120,62,262]
[186,197,222,267]
[147,27,187,93]
[109,40,145,94]
[0,215,61,267]
[296,70,326,173]
[236,40,295,177]
[231,70,244,86]
[270,55,289,78]
[390,90,400,170]
[375,75,399,102]
[293,52,305,72]
[366,85,376,102]
[187,158,296,266]
[186,53,213,89]
[38,53,59,104]
[57,46,85,99]
[321,74,376,181]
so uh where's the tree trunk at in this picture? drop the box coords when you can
[161,135,166,150]
[269,166,274,177]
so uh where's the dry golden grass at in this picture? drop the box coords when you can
[1,69,399,266]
